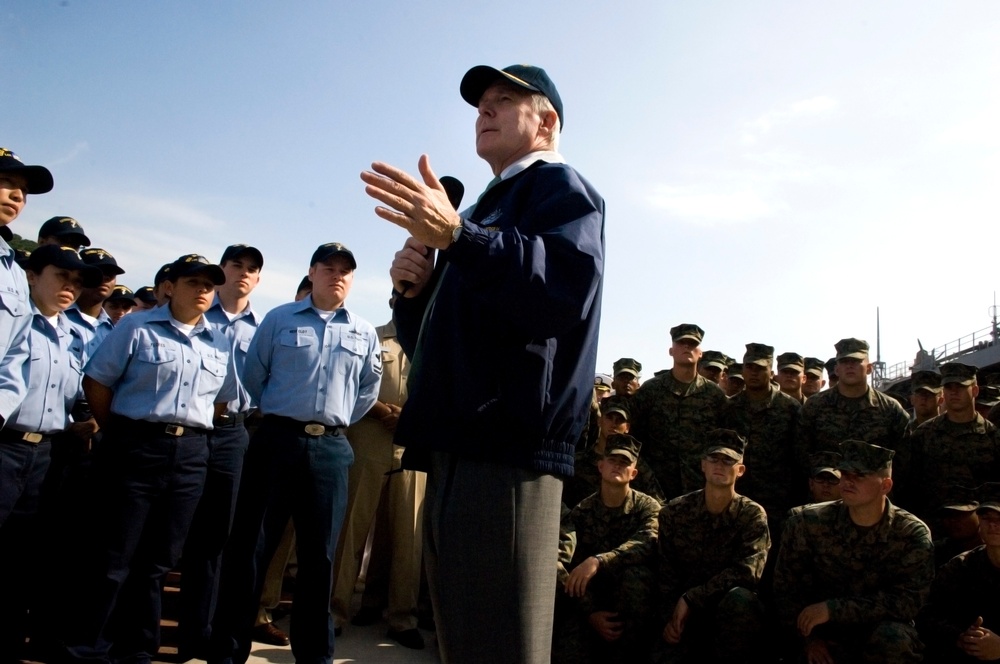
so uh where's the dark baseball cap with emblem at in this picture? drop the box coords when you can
[976,483,1000,514]
[777,352,805,372]
[24,245,102,287]
[670,323,704,344]
[154,263,172,286]
[743,343,774,367]
[605,433,641,464]
[911,370,943,394]
[220,244,264,268]
[613,358,641,377]
[105,284,135,303]
[0,147,53,194]
[804,357,825,378]
[167,254,226,285]
[460,64,564,130]
[310,242,357,269]
[38,216,90,247]
[134,286,157,305]
[837,440,894,474]
[700,350,729,370]
[940,362,977,386]
[809,451,842,479]
[835,338,870,360]
[703,429,746,461]
[80,248,126,276]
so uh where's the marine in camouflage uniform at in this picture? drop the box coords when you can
[554,434,661,664]
[721,343,801,532]
[630,324,727,498]
[796,338,909,478]
[565,396,664,509]
[904,370,942,436]
[652,430,770,664]
[918,483,1000,662]
[802,357,827,399]
[896,363,1000,521]
[774,441,934,664]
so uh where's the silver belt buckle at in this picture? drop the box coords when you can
[304,423,326,436]
[165,424,185,436]
[22,432,43,444]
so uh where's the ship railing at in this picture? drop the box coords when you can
[882,324,999,382]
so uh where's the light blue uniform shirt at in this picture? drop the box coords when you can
[6,303,86,434]
[0,236,31,421]
[243,296,381,427]
[65,305,114,365]
[84,304,238,429]
[204,296,260,416]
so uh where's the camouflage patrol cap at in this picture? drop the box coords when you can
[977,385,1000,408]
[613,357,642,377]
[938,485,979,513]
[605,433,641,464]
[837,440,894,474]
[911,370,942,394]
[940,362,977,386]
[670,323,704,344]
[728,363,744,380]
[804,357,825,378]
[825,358,838,376]
[743,343,774,367]
[703,429,746,461]
[700,350,729,371]
[600,395,630,421]
[809,451,842,479]
[975,483,1000,514]
[835,338,869,360]
[777,352,805,373]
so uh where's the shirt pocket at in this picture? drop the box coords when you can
[276,327,318,372]
[135,345,179,394]
[197,354,227,399]
[0,286,27,317]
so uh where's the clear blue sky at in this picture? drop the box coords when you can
[4,0,999,379]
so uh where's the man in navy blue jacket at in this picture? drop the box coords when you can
[362,63,605,664]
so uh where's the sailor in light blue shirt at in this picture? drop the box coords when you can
[213,243,381,663]
[243,295,381,427]
[84,294,237,430]
[65,255,238,664]
[0,148,53,427]
[65,248,126,364]
[0,245,100,660]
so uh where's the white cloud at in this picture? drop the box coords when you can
[645,183,784,224]
[742,96,840,145]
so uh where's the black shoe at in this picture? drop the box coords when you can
[387,628,425,650]
[351,606,383,627]
[252,622,290,646]
[417,614,436,632]
[334,626,343,637]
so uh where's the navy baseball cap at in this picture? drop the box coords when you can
[220,244,264,268]
[310,242,357,268]
[24,245,102,287]
[460,64,564,130]
[38,216,91,247]
[80,248,126,276]
[0,147,53,194]
[167,254,226,285]
[134,286,157,305]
